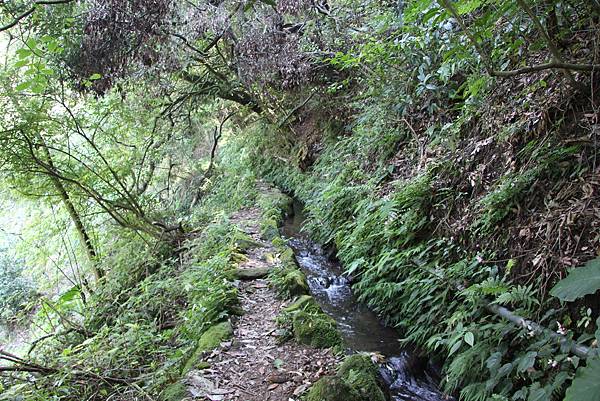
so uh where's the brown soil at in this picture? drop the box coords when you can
[185,207,340,401]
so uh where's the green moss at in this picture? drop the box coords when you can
[305,376,361,401]
[271,237,286,248]
[231,231,263,252]
[292,310,342,348]
[197,321,233,350]
[306,355,387,401]
[279,247,297,266]
[260,217,280,240]
[277,295,341,348]
[338,355,386,401]
[160,383,188,401]
[269,265,309,298]
[182,321,232,373]
[283,295,319,313]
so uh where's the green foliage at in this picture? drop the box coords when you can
[564,358,600,401]
[474,145,578,234]
[550,257,600,302]
[0,250,36,324]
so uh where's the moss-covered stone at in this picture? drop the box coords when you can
[231,231,263,252]
[269,265,309,298]
[305,376,361,401]
[235,266,271,280]
[306,355,388,401]
[279,247,297,266]
[260,217,280,241]
[283,295,319,313]
[197,321,233,350]
[230,251,249,264]
[182,321,232,374]
[277,295,342,348]
[160,383,188,401]
[282,269,309,296]
[292,310,342,348]
[338,355,387,401]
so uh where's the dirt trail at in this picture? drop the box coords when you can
[185,207,339,401]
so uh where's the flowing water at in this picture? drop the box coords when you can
[282,201,452,401]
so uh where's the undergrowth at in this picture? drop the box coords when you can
[0,172,259,400]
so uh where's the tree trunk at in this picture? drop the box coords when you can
[39,141,104,281]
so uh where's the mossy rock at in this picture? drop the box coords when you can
[271,237,286,248]
[182,321,232,374]
[160,383,188,401]
[281,269,309,296]
[260,217,280,241]
[235,266,271,280]
[231,232,263,252]
[283,295,320,314]
[230,251,249,264]
[305,376,361,401]
[338,355,387,401]
[306,355,388,401]
[278,247,297,267]
[292,310,342,348]
[269,265,309,298]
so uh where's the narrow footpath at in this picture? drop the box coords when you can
[184,206,340,401]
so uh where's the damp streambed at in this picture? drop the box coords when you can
[282,201,452,401]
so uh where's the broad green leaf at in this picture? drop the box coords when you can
[486,352,502,371]
[528,387,548,401]
[497,362,513,378]
[89,73,102,80]
[464,331,474,347]
[58,285,81,304]
[564,358,600,401]
[457,0,482,15]
[449,339,462,355]
[16,48,32,58]
[15,81,31,91]
[550,257,600,302]
[26,37,37,49]
[517,351,536,373]
[30,83,46,94]
[14,59,29,68]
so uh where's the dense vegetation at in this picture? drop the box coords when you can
[1,0,600,400]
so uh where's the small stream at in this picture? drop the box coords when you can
[282,201,451,401]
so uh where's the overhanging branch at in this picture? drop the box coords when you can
[0,0,75,32]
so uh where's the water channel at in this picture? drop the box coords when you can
[282,201,452,401]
